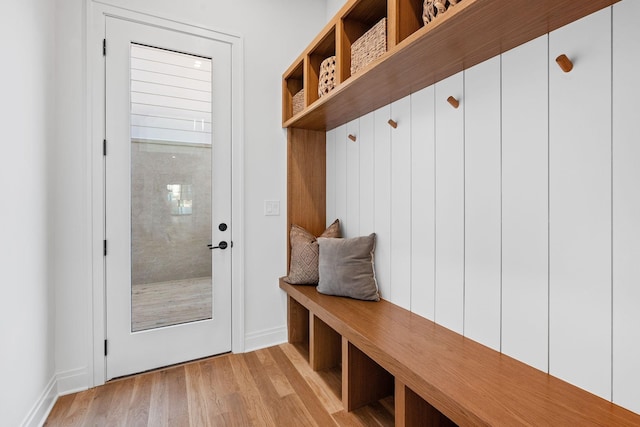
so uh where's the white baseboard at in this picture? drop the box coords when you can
[244,325,287,352]
[20,368,90,427]
[56,367,89,396]
[20,376,57,427]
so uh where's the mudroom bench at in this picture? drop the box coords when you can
[280,279,640,426]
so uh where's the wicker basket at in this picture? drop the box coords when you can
[318,56,337,98]
[292,88,304,116]
[423,0,460,25]
[350,18,387,76]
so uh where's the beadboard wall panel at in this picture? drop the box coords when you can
[334,124,347,231]
[501,35,550,373]
[463,56,502,352]
[326,128,336,226]
[359,112,375,236]
[410,86,436,320]
[374,105,392,300]
[322,1,638,414]
[548,7,612,400]
[346,119,360,238]
[612,0,640,414]
[389,97,412,309]
[434,72,465,335]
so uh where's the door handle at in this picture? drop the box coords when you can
[208,241,228,250]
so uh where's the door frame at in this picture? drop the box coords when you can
[87,1,245,387]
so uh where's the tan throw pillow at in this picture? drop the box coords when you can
[284,219,341,285]
[317,233,380,301]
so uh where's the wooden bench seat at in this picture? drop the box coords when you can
[280,278,640,426]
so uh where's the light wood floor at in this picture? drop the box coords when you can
[44,343,394,426]
[132,277,212,332]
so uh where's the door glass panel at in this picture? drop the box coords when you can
[130,43,213,332]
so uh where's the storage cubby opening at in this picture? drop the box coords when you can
[307,26,337,106]
[283,61,305,122]
[287,295,310,361]
[344,340,395,412]
[310,314,342,371]
[340,0,387,81]
[404,386,457,426]
[396,0,425,44]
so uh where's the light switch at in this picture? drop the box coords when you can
[264,200,280,216]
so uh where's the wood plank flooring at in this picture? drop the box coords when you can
[132,277,211,332]
[45,344,394,426]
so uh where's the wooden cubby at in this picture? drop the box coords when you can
[391,0,425,45]
[282,0,619,130]
[285,285,396,413]
[282,59,304,123]
[339,0,387,82]
[287,295,310,360]
[307,25,337,107]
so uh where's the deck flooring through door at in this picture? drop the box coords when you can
[45,343,394,426]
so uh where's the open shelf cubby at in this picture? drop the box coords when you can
[339,0,387,81]
[282,0,619,130]
[393,0,425,44]
[282,59,304,123]
[307,25,337,106]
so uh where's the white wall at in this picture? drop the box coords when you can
[0,0,57,426]
[50,0,329,398]
[326,0,344,20]
[326,2,640,414]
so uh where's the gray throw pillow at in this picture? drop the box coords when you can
[284,219,341,285]
[317,233,380,301]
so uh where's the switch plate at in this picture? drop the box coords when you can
[264,200,280,216]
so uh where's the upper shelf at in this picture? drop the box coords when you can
[283,0,619,131]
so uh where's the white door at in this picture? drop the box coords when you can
[105,16,232,380]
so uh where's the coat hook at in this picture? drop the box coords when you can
[348,134,357,142]
[555,54,573,73]
[388,119,398,129]
[447,96,459,109]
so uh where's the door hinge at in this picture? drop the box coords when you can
[103,39,106,56]
[103,240,107,256]
[104,339,108,356]
[103,139,107,156]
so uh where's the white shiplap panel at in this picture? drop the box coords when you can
[131,92,211,114]
[410,86,436,320]
[132,44,212,72]
[334,124,348,229]
[131,114,211,133]
[130,127,210,144]
[326,128,337,226]
[501,35,549,373]
[131,69,211,92]
[390,96,412,309]
[346,119,361,238]
[464,56,502,352]
[612,0,640,414]
[434,72,465,334]
[549,8,612,400]
[131,57,210,81]
[374,105,392,300]
[359,112,375,235]
[132,80,211,102]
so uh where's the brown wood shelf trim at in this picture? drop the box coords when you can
[280,278,640,426]
[283,0,619,130]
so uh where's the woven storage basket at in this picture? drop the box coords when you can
[423,0,460,25]
[350,18,387,76]
[318,56,337,98]
[292,88,304,116]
